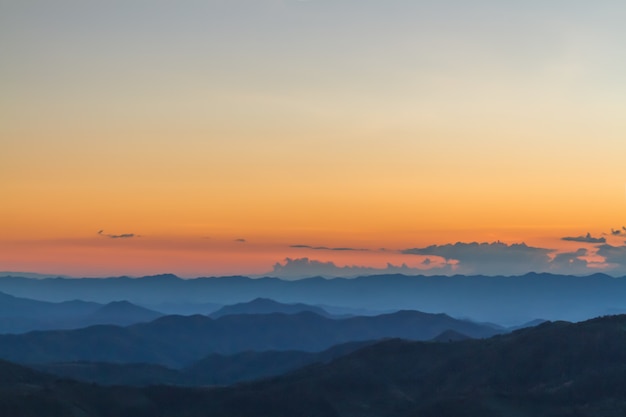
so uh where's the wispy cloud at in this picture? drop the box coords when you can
[290,244,369,252]
[561,233,606,244]
[97,230,137,239]
[234,238,247,243]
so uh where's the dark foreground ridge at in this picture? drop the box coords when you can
[3,314,626,416]
[33,340,376,387]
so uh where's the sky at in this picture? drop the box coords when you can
[2,0,626,278]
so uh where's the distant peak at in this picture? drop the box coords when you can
[106,300,134,307]
[140,274,180,281]
[249,298,281,305]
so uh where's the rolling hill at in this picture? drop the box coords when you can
[4,315,626,416]
[210,297,332,318]
[0,292,163,333]
[0,310,499,367]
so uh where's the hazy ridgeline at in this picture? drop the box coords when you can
[1,273,625,324]
[2,273,626,416]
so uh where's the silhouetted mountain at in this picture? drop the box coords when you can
[506,318,548,331]
[430,329,471,342]
[0,311,499,367]
[183,339,378,385]
[33,341,375,387]
[0,271,73,279]
[0,292,163,333]
[0,359,55,386]
[145,301,222,316]
[211,298,332,318]
[32,361,182,387]
[140,314,626,416]
[0,291,100,318]
[85,301,162,326]
[3,272,626,324]
[6,315,626,416]
[0,292,101,333]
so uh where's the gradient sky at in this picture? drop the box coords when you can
[2,0,626,277]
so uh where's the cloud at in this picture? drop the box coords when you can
[596,244,626,266]
[97,230,137,239]
[401,241,554,275]
[290,244,369,252]
[549,248,590,273]
[265,257,452,280]
[611,228,622,236]
[234,238,247,243]
[265,241,625,279]
[561,233,606,244]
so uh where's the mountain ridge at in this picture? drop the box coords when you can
[0,310,499,367]
[4,314,626,416]
[2,272,626,324]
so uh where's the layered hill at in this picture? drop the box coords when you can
[2,272,626,324]
[210,297,332,318]
[0,310,498,367]
[33,340,375,386]
[0,292,162,333]
[4,315,626,416]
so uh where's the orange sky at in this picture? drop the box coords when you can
[2,1,626,277]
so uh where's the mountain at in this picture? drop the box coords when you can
[0,291,101,333]
[0,271,72,279]
[184,315,626,417]
[183,339,376,385]
[144,301,222,316]
[0,310,499,367]
[0,291,100,319]
[506,318,548,331]
[3,272,626,324]
[430,329,471,342]
[0,359,55,386]
[6,315,626,416]
[84,301,162,326]
[32,361,182,387]
[0,292,163,333]
[32,340,376,387]
[210,298,332,318]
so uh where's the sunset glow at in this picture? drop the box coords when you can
[2,1,626,277]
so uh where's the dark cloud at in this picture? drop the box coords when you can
[611,228,622,236]
[234,238,247,243]
[561,233,606,244]
[266,257,451,280]
[550,248,589,272]
[596,244,626,266]
[290,244,369,252]
[97,230,136,239]
[402,241,554,275]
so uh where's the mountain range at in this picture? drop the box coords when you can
[0,310,499,367]
[0,292,162,333]
[2,272,626,324]
[33,340,376,387]
[210,297,334,318]
[3,314,626,416]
